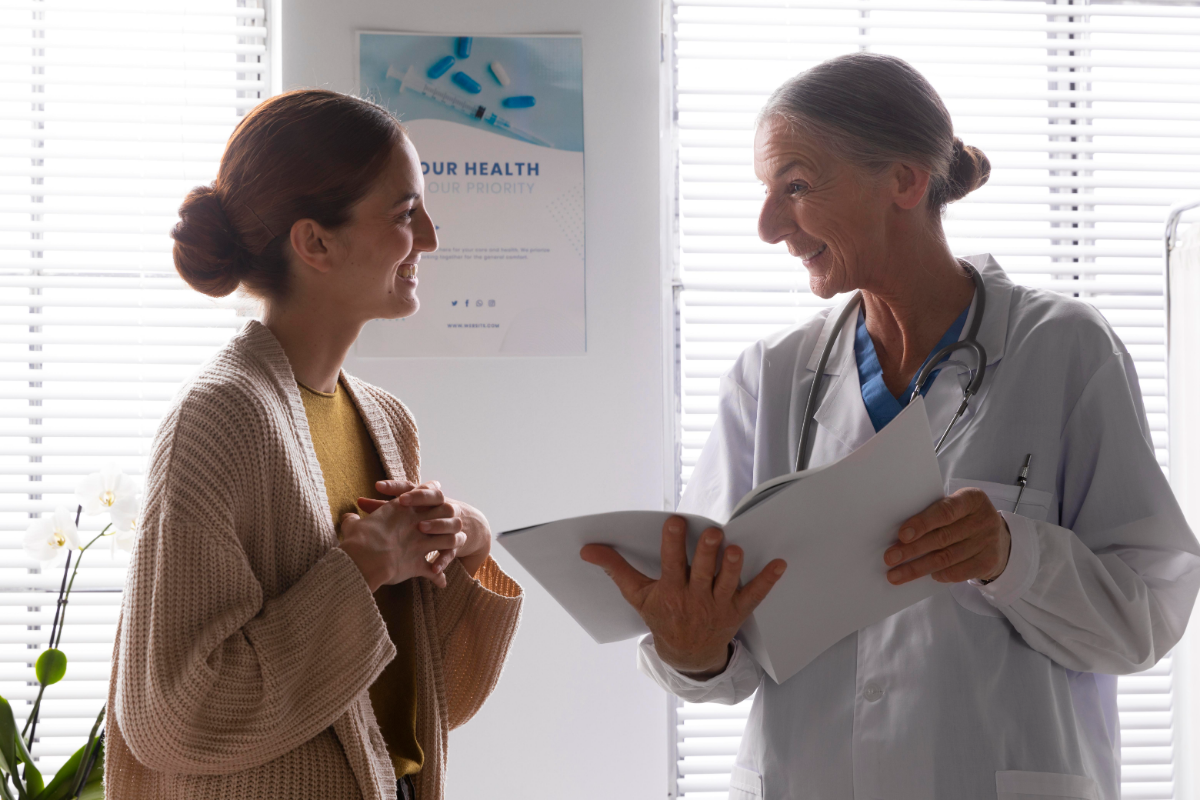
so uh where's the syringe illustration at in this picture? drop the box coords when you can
[388,65,554,148]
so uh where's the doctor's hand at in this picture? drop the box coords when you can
[360,480,493,578]
[581,516,787,679]
[883,488,1011,585]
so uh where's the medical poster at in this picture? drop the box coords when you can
[355,32,586,357]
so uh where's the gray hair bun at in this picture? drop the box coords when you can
[944,137,991,204]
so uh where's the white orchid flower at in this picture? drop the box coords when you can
[109,494,140,553]
[23,506,81,563]
[75,462,138,516]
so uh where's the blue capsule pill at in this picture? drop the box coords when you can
[451,71,482,94]
[456,37,473,58]
[427,56,455,80]
[501,95,536,109]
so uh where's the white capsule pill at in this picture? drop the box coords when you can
[489,61,511,87]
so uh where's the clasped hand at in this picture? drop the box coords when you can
[340,480,471,592]
[355,479,494,583]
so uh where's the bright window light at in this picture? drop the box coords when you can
[0,0,268,783]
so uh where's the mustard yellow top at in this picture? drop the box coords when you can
[299,378,423,778]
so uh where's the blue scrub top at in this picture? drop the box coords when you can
[854,306,969,433]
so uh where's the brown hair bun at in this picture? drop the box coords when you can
[171,185,252,298]
[170,90,406,302]
[944,137,991,204]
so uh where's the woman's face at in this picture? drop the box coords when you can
[754,120,892,299]
[331,137,438,321]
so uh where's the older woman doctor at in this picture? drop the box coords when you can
[583,53,1200,800]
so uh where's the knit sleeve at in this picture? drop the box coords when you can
[433,557,523,729]
[113,387,396,775]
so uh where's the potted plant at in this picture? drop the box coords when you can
[1,464,140,800]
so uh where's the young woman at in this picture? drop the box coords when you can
[106,89,522,800]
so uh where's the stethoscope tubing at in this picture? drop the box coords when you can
[794,262,988,472]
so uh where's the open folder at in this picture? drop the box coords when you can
[498,398,948,684]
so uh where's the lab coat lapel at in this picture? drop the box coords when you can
[798,296,875,466]
[926,254,1017,456]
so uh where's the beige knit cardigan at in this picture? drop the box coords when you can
[105,320,523,800]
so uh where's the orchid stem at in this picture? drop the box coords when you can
[21,508,81,744]
[20,687,43,743]
[53,525,109,651]
[24,516,110,745]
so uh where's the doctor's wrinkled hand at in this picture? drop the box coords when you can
[581,516,787,678]
[883,487,1011,585]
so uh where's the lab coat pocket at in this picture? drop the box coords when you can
[996,770,1099,800]
[946,478,1056,523]
[728,765,764,800]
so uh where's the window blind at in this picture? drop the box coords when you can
[670,1,1200,798]
[0,0,267,782]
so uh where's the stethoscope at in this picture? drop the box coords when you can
[795,262,989,472]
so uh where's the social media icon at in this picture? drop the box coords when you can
[452,300,458,306]
[488,299,495,307]
[476,299,483,307]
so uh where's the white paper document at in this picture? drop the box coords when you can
[498,398,948,684]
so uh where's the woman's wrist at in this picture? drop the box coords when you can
[338,541,386,593]
[454,502,491,552]
[454,501,492,577]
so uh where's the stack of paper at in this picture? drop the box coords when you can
[498,398,947,684]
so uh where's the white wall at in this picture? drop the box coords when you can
[282,1,671,798]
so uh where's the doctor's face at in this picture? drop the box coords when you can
[754,120,891,299]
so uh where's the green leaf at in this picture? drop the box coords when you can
[0,697,16,779]
[19,763,39,798]
[29,747,80,800]
[12,727,30,768]
[10,732,31,800]
[33,652,67,689]
[75,778,103,800]
[34,736,102,800]
[76,748,103,800]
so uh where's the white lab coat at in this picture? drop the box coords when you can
[639,255,1200,800]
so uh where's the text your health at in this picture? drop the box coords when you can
[421,161,540,176]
